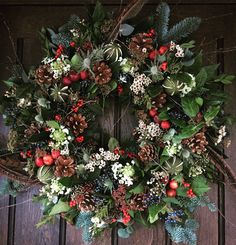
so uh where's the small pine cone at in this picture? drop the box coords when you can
[138,144,156,163]
[182,131,208,154]
[129,194,147,211]
[35,64,53,84]
[65,113,88,136]
[153,92,167,108]
[54,155,76,177]
[136,110,149,123]
[93,62,112,85]
[76,192,95,212]
[129,33,153,60]
[24,123,40,137]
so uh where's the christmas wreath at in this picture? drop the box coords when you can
[0,1,236,244]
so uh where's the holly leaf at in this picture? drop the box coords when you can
[204,106,220,124]
[49,199,70,216]
[181,96,199,117]
[108,137,119,151]
[192,176,210,196]
[46,120,60,129]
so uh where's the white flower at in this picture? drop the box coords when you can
[175,45,185,58]
[215,125,227,145]
[130,73,152,95]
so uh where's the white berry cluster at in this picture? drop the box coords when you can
[39,179,72,203]
[165,140,182,157]
[112,160,135,186]
[169,41,185,57]
[135,120,162,141]
[85,148,120,172]
[50,55,71,79]
[215,125,227,145]
[147,170,169,195]
[130,73,152,95]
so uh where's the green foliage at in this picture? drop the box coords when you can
[49,199,71,215]
[0,178,27,197]
[165,219,199,245]
[118,226,134,238]
[191,176,210,196]
[164,156,183,175]
[148,204,168,223]
[76,212,93,243]
[181,96,200,118]
[108,137,119,151]
[204,106,220,125]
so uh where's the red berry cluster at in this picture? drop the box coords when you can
[55,44,64,59]
[76,135,84,143]
[113,148,138,159]
[149,108,171,130]
[117,84,123,95]
[148,45,168,71]
[144,28,156,38]
[183,180,196,198]
[69,200,77,208]
[71,99,84,112]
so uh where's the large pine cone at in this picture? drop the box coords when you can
[65,113,88,136]
[76,192,95,212]
[93,62,112,85]
[182,131,208,154]
[138,144,156,163]
[129,33,153,60]
[54,155,76,177]
[35,64,53,84]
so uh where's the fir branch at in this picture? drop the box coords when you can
[163,17,201,44]
[156,2,170,44]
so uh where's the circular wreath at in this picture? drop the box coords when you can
[0,1,235,244]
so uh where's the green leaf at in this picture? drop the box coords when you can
[108,137,119,151]
[148,204,167,223]
[49,199,70,216]
[163,197,181,205]
[192,176,210,196]
[195,97,203,106]
[164,156,183,175]
[176,187,188,197]
[158,111,170,120]
[129,183,144,194]
[214,74,235,84]
[46,120,60,129]
[204,64,219,81]
[204,106,220,124]
[109,80,118,91]
[3,78,15,87]
[118,228,130,238]
[71,54,81,66]
[181,96,199,117]
[195,68,207,87]
[92,1,105,23]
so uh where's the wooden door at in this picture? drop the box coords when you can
[0,1,236,245]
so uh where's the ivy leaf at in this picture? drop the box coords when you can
[49,199,70,216]
[46,120,60,129]
[181,96,199,117]
[204,106,220,124]
[108,137,119,151]
[192,176,210,196]
[148,204,167,223]
[129,183,144,194]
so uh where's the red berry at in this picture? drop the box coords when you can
[51,150,61,159]
[69,71,80,82]
[70,41,76,47]
[35,157,44,167]
[76,136,84,143]
[63,76,72,86]
[166,189,177,197]
[183,182,191,188]
[169,180,179,190]
[149,108,157,117]
[55,114,62,121]
[43,154,54,165]
[149,50,159,60]
[161,120,171,130]
[159,46,168,55]
[160,61,168,71]
[80,70,88,80]
[77,99,84,108]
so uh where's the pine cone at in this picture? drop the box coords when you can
[129,33,153,60]
[24,123,40,137]
[35,64,53,84]
[153,92,167,108]
[138,144,156,163]
[129,194,147,211]
[76,192,95,212]
[182,131,208,154]
[65,113,88,136]
[54,155,76,177]
[137,110,149,123]
[93,62,112,85]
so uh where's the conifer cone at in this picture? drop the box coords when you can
[129,33,153,60]
[54,155,76,177]
[76,192,95,212]
[129,194,147,211]
[93,62,112,85]
[65,113,88,136]
[138,144,156,163]
[153,92,167,108]
[35,64,53,84]
[182,131,208,154]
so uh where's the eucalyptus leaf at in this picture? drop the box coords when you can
[119,24,134,36]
